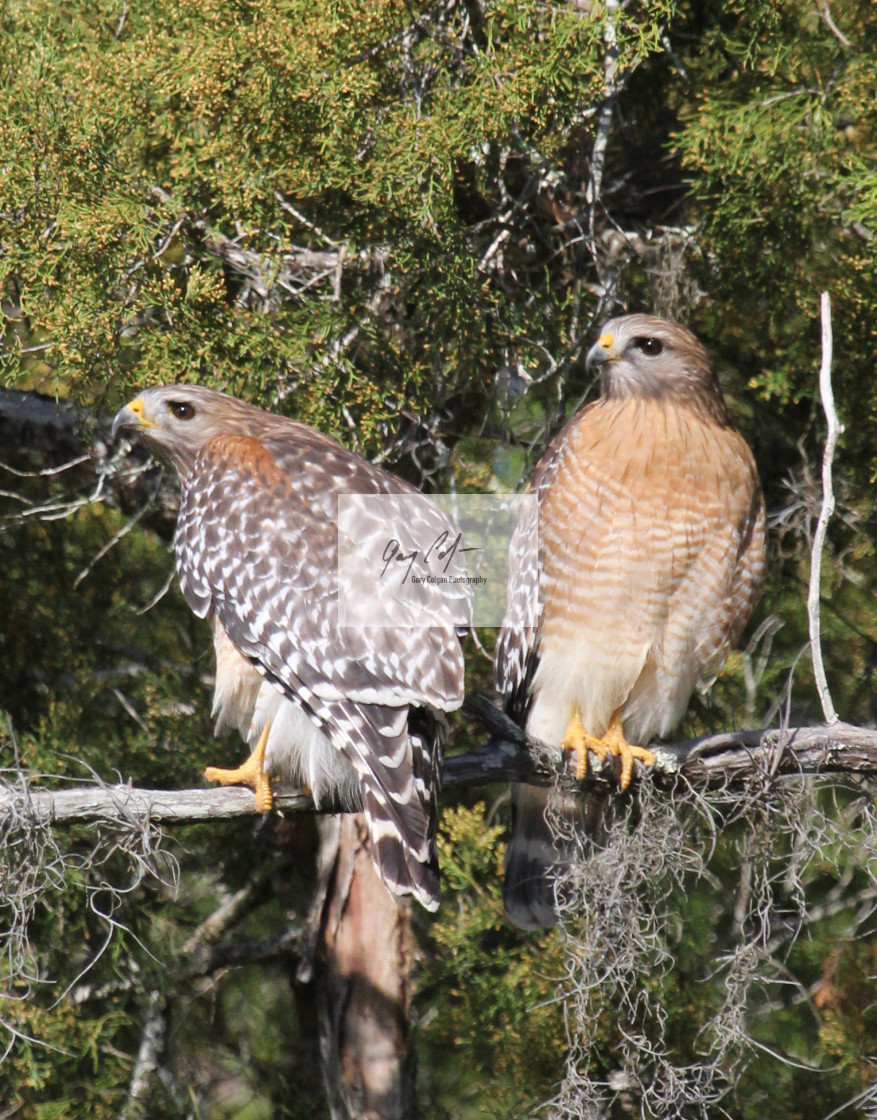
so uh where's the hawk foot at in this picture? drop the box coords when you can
[204,722,273,811]
[561,711,656,790]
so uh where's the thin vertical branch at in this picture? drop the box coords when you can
[586,0,634,319]
[587,0,620,217]
[119,991,169,1120]
[808,291,843,725]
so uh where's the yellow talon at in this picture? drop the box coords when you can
[561,709,656,790]
[204,722,273,811]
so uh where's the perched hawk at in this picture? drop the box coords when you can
[496,314,766,929]
[112,385,467,911]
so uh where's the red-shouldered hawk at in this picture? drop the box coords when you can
[496,314,765,929]
[112,385,467,911]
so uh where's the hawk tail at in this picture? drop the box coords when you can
[504,782,607,930]
[350,707,446,912]
[362,779,441,912]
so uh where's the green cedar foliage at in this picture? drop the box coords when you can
[417,804,567,1116]
[0,0,665,450]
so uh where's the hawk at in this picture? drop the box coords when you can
[112,385,467,911]
[495,314,766,929]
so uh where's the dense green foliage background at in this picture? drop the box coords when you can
[2,0,877,1116]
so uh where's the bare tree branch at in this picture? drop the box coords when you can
[69,898,304,1007]
[3,712,877,835]
[119,991,169,1120]
[201,230,387,311]
[817,1,853,49]
[809,291,843,725]
[0,388,179,540]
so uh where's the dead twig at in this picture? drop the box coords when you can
[809,291,843,724]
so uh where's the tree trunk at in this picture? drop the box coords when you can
[316,814,415,1120]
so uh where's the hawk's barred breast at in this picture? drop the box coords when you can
[496,315,765,929]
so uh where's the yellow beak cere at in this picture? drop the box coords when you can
[125,398,159,429]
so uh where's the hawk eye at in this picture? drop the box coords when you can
[633,337,664,357]
[169,401,195,421]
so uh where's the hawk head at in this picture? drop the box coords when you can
[586,314,731,425]
[111,384,273,480]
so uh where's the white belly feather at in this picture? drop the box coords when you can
[210,616,359,807]
[249,682,359,807]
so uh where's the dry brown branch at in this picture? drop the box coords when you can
[318,815,415,1120]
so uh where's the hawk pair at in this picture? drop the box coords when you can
[112,314,765,917]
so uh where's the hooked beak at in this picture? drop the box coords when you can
[111,397,158,441]
[585,331,616,371]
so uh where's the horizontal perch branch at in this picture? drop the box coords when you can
[2,701,877,831]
